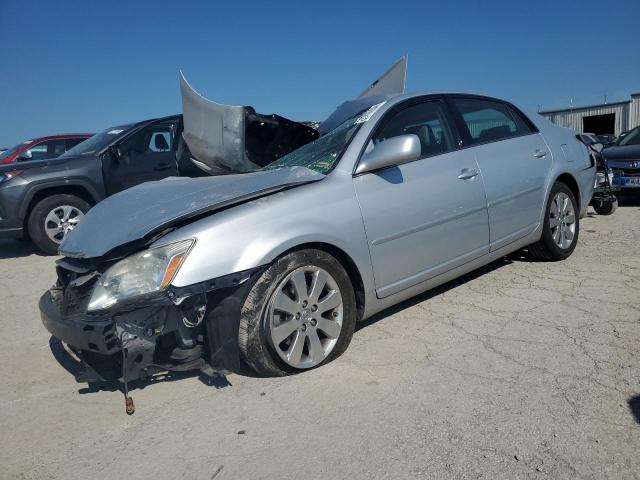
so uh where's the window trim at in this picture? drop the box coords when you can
[444,94,539,149]
[352,95,462,176]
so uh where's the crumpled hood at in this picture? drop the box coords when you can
[60,166,324,259]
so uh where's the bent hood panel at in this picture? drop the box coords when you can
[60,166,324,259]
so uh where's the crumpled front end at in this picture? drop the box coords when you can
[40,257,260,384]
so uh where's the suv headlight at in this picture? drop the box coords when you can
[88,239,194,311]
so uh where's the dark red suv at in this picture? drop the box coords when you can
[0,134,93,165]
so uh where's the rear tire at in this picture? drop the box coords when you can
[238,249,357,377]
[529,182,579,261]
[27,194,90,255]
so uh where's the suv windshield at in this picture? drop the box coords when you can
[61,126,131,157]
[261,113,367,174]
[615,126,640,146]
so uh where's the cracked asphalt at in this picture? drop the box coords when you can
[1,202,639,479]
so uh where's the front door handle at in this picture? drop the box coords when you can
[533,149,547,158]
[458,168,479,180]
[154,162,172,171]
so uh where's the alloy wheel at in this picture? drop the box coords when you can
[549,192,575,249]
[267,266,343,369]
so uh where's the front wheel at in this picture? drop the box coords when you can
[239,249,357,377]
[528,182,579,261]
[592,197,617,216]
[27,194,90,255]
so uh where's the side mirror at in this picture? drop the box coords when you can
[17,149,33,161]
[591,142,604,153]
[355,134,421,175]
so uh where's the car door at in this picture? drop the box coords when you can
[448,96,551,251]
[102,119,179,195]
[353,98,490,299]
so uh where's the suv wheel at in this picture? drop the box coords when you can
[239,249,357,377]
[27,194,90,255]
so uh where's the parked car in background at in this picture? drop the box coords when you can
[602,125,640,191]
[39,92,595,388]
[595,134,616,145]
[0,113,317,254]
[0,134,93,165]
[582,132,615,146]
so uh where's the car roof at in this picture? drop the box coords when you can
[23,133,94,145]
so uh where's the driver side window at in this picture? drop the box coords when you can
[120,122,176,157]
[373,101,455,158]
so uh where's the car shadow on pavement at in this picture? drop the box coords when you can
[617,194,640,207]
[0,239,45,259]
[357,253,519,332]
[48,336,232,395]
[628,396,640,424]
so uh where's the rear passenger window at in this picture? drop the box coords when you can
[451,98,533,144]
[373,101,455,158]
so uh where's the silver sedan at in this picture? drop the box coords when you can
[42,92,595,381]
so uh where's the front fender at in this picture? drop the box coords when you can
[159,176,376,298]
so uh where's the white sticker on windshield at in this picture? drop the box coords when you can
[107,129,124,135]
[355,101,387,124]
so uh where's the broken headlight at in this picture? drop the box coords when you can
[88,239,194,311]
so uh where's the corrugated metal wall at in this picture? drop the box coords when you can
[542,104,627,135]
[541,94,640,135]
[629,94,640,131]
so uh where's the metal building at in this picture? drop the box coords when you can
[540,93,640,136]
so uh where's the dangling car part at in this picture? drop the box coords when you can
[580,134,618,215]
[178,55,407,172]
[180,72,319,173]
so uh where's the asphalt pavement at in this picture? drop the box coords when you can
[1,201,639,479]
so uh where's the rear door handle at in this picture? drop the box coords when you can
[458,168,479,180]
[533,149,547,158]
[154,162,172,171]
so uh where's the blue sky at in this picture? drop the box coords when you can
[1,0,639,146]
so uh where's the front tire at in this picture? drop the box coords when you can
[592,197,617,216]
[239,249,357,377]
[27,194,90,255]
[529,182,579,261]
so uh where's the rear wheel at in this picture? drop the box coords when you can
[27,194,90,255]
[239,249,357,377]
[529,182,579,261]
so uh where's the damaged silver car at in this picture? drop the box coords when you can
[40,58,595,399]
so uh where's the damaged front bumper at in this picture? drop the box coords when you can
[40,264,260,384]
